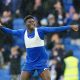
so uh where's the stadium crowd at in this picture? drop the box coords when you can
[0,0,80,80]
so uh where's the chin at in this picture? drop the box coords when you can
[30,27,35,30]
[31,25,35,29]
[27,24,35,30]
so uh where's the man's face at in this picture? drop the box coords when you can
[26,18,37,30]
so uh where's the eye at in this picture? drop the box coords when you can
[28,21,34,23]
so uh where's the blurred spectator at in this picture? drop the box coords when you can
[46,34,60,52]
[46,34,60,50]
[62,0,73,12]
[11,0,22,13]
[47,14,58,27]
[0,0,4,15]
[20,0,46,19]
[49,34,65,80]
[51,34,61,44]
[63,50,79,80]
[1,10,12,28]
[0,10,13,46]
[64,6,80,39]
[52,0,65,26]
[51,43,65,80]
[40,18,48,26]
[20,0,34,17]
[73,0,80,13]
[0,0,12,11]
[32,0,46,20]
[12,10,25,48]
[49,59,57,80]
[10,46,22,80]
[64,6,76,25]
[13,10,25,30]
[70,13,80,39]
[0,0,22,14]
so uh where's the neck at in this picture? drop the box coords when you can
[27,28,35,33]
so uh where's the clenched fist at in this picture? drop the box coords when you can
[70,25,79,31]
[0,23,2,27]
[0,18,2,27]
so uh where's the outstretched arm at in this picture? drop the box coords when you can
[0,23,25,37]
[0,27,24,36]
[39,25,78,34]
[0,20,25,36]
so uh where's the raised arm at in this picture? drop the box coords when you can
[39,25,78,34]
[0,24,25,37]
[0,27,24,36]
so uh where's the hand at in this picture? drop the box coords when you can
[0,23,2,27]
[0,18,3,27]
[70,25,79,31]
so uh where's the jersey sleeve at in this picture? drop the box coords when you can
[0,27,25,37]
[39,26,71,34]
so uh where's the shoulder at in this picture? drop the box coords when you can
[17,29,26,34]
[37,26,44,31]
[17,29,26,32]
[19,29,26,32]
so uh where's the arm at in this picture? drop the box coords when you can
[39,26,71,34]
[38,25,78,39]
[0,27,25,37]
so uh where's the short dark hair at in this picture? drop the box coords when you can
[64,50,73,58]
[24,15,34,22]
[66,50,73,57]
[52,0,60,5]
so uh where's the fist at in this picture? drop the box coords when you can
[70,25,79,31]
[0,18,2,27]
[0,23,2,27]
